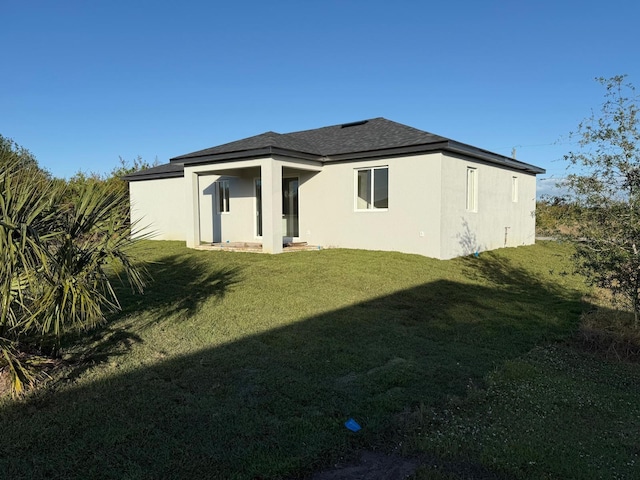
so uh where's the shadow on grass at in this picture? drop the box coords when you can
[116,253,242,321]
[1,254,584,480]
[59,253,241,376]
[460,251,569,295]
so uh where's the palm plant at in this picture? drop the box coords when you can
[0,148,148,394]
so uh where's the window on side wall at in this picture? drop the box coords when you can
[218,180,230,213]
[466,167,477,212]
[512,176,518,202]
[355,166,388,210]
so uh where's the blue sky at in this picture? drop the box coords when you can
[2,0,639,195]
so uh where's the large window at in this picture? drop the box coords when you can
[218,180,230,213]
[466,167,477,212]
[356,166,388,210]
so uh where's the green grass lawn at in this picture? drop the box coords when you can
[411,344,640,479]
[1,241,637,479]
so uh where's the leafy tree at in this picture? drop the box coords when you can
[0,142,148,393]
[563,75,640,326]
[0,134,49,177]
[535,198,582,236]
[66,155,158,212]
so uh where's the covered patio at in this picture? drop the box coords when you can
[184,157,322,254]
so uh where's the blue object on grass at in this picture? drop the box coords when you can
[344,418,361,432]
[474,251,479,258]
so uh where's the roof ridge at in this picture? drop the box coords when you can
[263,131,282,147]
[137,117,546,179]
[282,117,385,136]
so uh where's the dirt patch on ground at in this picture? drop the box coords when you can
[310,450,509,480]
[310,451,419,480]
[0,368,12,398]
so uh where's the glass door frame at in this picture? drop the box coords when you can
[282,176,299,240]
[254,175,300,241]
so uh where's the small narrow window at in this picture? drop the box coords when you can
[512,176,518,202]
[355,167,388,210]
[466,167,477,212]
[218,180,230,213]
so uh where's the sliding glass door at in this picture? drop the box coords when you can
[255,177,299,239]
[282,177,299,238]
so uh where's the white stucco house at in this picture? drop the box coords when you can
[125,118,545,259]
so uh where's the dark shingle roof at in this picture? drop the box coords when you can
[171,118,447,160]
[125,117,545,181]
[122,162,184,180]
[171,131,321,159]
[289,118,447,156]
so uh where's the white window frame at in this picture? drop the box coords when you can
[511,176,518,203]
[466,167,477,212]
[354,166,388,211]
[218,179,230,213]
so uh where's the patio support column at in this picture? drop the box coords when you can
[185,170,200,248]
[261,158,283,253]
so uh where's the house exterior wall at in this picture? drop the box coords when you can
[129,177,186,240]
[197,174,219,243]
[183,160,273,248]
[439,153,537,259]
[299,153,443,257]
[129,152,538,259]
[198,173,257,244]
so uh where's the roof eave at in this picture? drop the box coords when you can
[322,142,450,163]
[323,141,545,174]
[446,141,546,174]
[174,146,322,165]
[123,169,185,182]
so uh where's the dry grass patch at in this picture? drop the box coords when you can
[578,308,640,362]
[572,287,640,362]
